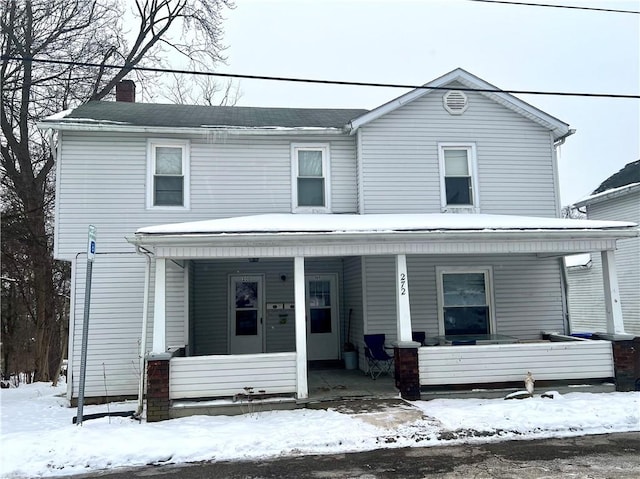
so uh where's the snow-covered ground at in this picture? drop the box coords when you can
[0,381,638,478]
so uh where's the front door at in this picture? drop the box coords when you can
[229,275,264,354]
[306,275,339,361]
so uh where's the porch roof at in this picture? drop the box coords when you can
[127,214,638,258]
[134,213,636,236]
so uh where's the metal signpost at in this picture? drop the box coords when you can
[76,225,96,425]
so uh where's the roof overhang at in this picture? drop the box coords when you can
[573,182,640,208]
[126,214,638,259]
[347,68,571,140]
[36,120,347,136]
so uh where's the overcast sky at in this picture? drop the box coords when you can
[214,0,639,206]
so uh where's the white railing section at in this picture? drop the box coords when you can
[418,340,614,386]
[169,352,297,400]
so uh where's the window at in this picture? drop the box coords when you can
[291,144,330,212]
[147,140,189,209]
[436,267,494,336]
[438,143,478,211]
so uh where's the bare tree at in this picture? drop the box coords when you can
[166,73,241,106]
[1,0,233,383]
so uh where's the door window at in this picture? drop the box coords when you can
[235,280,259,336]
[308,280,332,334]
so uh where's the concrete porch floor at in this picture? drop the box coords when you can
[306,368,399,402]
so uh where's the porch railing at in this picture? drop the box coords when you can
[418,340,614,386]
[169,352,297,400]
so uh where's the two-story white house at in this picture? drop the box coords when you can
[40,69,638,420]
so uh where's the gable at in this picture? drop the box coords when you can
[348,68,571,140]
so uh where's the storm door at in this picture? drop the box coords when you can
[306,275,339,361]
[229,275,264,354]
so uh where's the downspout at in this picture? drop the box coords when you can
[134,245,153,418]
[559,258,571,335]
[553,128,576,335]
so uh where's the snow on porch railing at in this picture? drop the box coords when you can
[418,340,614,386]
[169,352,297,400]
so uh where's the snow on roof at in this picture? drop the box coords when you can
[573,182,640,208]
[564,253,592,268]
[136,213,637,235]
[42,108,73,121]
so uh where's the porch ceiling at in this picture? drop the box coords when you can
[126,214,638,259]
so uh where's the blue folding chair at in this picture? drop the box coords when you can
[364,334,394,379]
[412,331,426,346]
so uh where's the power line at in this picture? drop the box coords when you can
[2,55,639,99]
[468,0,640,14]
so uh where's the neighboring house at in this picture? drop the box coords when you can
[40,69,638,416]
[566,160,640,335]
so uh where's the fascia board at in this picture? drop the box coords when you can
[126,227,639,248]
[36,121,346,136]
[573,183,640,208]
[348,68,570,139]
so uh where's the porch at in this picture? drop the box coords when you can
[159,337,618,419]
[129,213,638,420]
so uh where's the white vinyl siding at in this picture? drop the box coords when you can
[55,131,356,259]
[70,254,146,399]
[343,256,364,368]
[170,352,297,399]
[68,255,186,399]
[359,83,557,216]
[363,254,565,344]
[419,340,614,385]
[567,190,640,335]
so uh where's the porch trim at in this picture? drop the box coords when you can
[601,250,625,334]
[294,256,308,399]
[169,352,297,400]
[395,254,412,342]
[149,237,620,259]
[418,340,614,386]
[152,258,166,353]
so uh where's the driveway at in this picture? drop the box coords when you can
[53,432,640,478]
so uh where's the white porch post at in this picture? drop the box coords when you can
[294,256,308,399]
[152,258,167,353]
[601,250,625,334]
[395,254,413,342]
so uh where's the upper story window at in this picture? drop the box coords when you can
[438,143,478,212]
[291,143,331,212]
[147,139,190,209]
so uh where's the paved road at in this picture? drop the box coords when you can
[57,432,640,478]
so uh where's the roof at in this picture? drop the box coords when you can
[347,68,572,140]
[41,101,368,131]
[574,160,640,207]
[135,213,637,235]
[38,68,570,139]
[593,160,640,194]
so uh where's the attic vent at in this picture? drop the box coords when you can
[443,90,468,115]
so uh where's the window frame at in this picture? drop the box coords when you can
[437,142,479,213]
[291,143,331,213]
[146,139,190,210]
[435,266,496,336]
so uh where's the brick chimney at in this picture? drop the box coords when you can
[115,80,136,102]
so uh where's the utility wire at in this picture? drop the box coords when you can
[468,0,640,14]
[2,55,639,99]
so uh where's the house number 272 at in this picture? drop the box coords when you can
[400,273,407,295]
